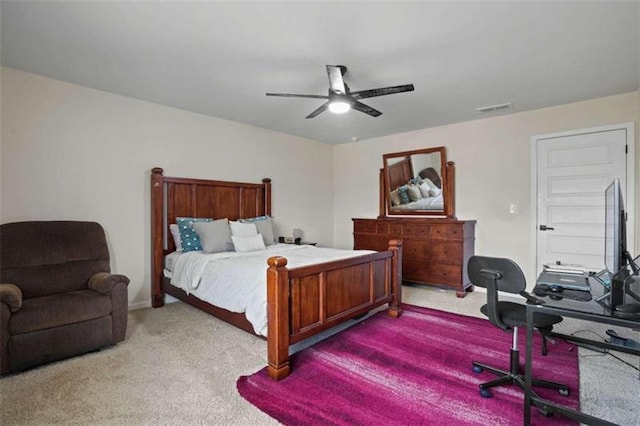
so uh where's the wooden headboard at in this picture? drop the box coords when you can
[150,167,271,306]
[387,156,413,191]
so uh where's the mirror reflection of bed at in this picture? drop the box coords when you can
[387,154,444,211]
[383,146,452,216]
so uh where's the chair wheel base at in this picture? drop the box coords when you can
[472,365,483,374]
[479,388,493,398]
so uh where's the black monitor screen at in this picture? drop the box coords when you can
[604,178,625,274]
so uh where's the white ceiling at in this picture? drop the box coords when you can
[2,1,638,144]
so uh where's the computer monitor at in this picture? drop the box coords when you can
[603,178,638,306]
[604,178,626,275]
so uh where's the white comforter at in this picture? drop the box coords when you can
[169,244,375,336]
[394,193,443,210]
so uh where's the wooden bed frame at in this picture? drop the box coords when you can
[151,168,402,380]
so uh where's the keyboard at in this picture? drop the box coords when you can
[537,271,591,292]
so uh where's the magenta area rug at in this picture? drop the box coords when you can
[237,304,580,426]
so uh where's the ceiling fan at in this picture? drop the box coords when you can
[266,65,415,119]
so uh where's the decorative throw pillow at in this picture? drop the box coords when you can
[389,189,401,206]
[240,215,276,246]
[232,234,266,252]
[422,178,437,189]
[169,224,183,251]
[429,187,442,197]
[192,219,234,253]
[176,217,212,252]
[407,184,422,201]
[419,181,432,198]
[397,186,411,205]
[230,221,258,237]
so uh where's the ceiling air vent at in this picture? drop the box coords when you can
[475,102,512,113]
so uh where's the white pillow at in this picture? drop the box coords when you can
[169,224,182,251]
[239,216,276,246]
[422,178,438,189]
[419,182,432,198]
[429,187,443,197]
[232,234,266,252]
[230,221,258,236]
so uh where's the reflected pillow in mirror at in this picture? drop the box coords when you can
[419,182,432,198]
[422,178,437,189]
[407,184,421,201]
[389,189,401,206]
[397,186,411,204]
[429,187,442,197]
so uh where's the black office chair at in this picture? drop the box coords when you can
[468,256,570,399]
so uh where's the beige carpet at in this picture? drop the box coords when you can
[1,285,638,425]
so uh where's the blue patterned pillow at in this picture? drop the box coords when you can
[176,217,212,252]
[397,186,411,205]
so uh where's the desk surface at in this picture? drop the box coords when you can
[525,275,640,425]
[533,274,640,322]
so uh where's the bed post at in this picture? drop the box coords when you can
[445,161,456,219]
[388,240,403,318]
[267,256,290,380]
[262,178,272,216]
[151,167,165,308]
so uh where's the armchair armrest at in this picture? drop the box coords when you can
[0,283,23,312]
[88,272,130,295]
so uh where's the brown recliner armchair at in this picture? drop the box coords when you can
[0,221,129,375]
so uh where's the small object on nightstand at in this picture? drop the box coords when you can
[278,236,285,243]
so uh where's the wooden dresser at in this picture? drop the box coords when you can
[353,218,476,297]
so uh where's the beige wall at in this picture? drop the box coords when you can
[2,66,638,305]
[1,67,335,309]
[333,92,639,288]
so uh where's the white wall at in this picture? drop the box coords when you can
[1,67,334,309]
[3,66,638,305]
[333,92,639,288]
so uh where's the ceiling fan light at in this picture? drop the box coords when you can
[328,101,351,114]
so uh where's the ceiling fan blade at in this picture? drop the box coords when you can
[266,93,329,99]
[326,65,346,94]
[306,102,329,119]
[349,84,415,100]
[351,101,382,117]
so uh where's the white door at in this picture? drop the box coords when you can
[533,124,634,274]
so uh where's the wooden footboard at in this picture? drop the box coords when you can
[150,168,402,381]
[266,240,402,380]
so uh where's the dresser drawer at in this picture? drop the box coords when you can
[354,234,389,252]
[428,241,463,264]
[429,224,463,241]
[403,239,430,260]
[426,263,462,286]
[353,221,377,234]
[402,224,430,237]
[388,223,403,236]
[403,260,462,287]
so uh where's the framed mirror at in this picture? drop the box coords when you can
[381,146,455,218]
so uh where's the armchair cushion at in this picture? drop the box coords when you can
[88,272,130,295]
[9,290,111,335]
[0,284,22,312]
